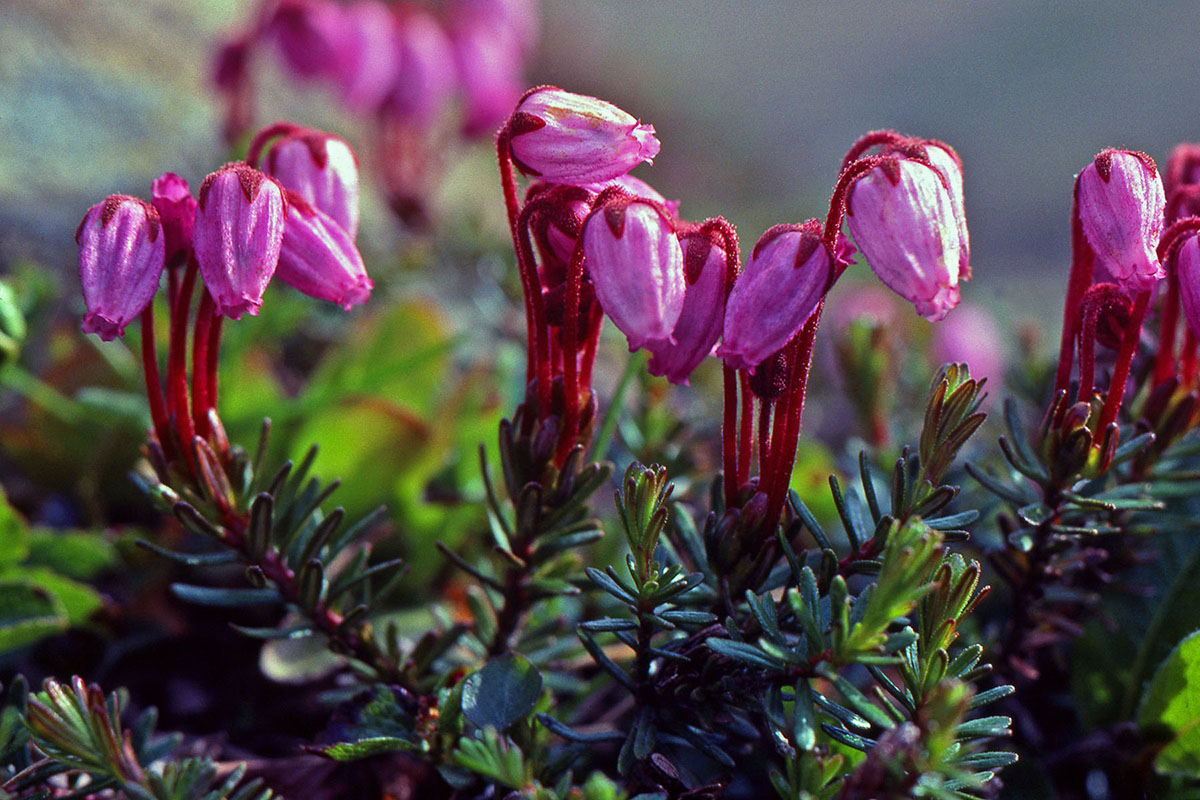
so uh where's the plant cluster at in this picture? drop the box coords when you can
[5,79,1200,800]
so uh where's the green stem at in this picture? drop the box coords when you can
[1120,536,1200,720]
[0,364,83,424]
[591,351,644,463]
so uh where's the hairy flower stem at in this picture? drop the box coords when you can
[1055,183,1096,395]
[139,306,171,457]
[191,291,216,439]
[1153,264,1181,385]
[168,256,198,465]
[1098,291,1150,433]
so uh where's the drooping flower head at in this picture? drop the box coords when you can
[1176,233,1200,340]
[1076,149,1166,294]
[718,220,837,371]
[845,155,963,321]
[507,87,661,185]
[581,194,683,351]
[277,190,372,310]
[447,0,528,137]
[151,173,197,270]
[383,4,457,125]
[647,224,729,384]
[193,162,286,320]
[77,195,165,341]
[264,0,350,81]
[251,123,360,238]
[333,0,401,114]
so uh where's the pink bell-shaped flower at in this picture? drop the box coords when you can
[151,173,196,269]
[193,163,286,320]
[334,1,400,113]
[384,4,457,124]
[256,125,360,238]
[585,174,681,218]
[1176,233,1200,339]
[508,87,661,185]
[265,0,350,81]
[1077,149,1166,294]
[845,156,963,322]
[77,195,165,341]
[448,8,525,137]
[582,197,684,351]
[277,191,373,310]
[647,226,728,384]
[718,221,834,371]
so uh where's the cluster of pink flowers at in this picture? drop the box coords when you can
[76,123,369,481]
[214,0,535,224]
[495,87,972,531]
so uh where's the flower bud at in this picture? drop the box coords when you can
[845,157,962,321]
[334,1,401,113]
[76,195,165,341]
[524,182,593,288]
[384,5,457,124]
[1166,143,1200,195]
[647,227,727,384]
[718,221,834,371]
[1076,149,1165,294]
[508,87,660,185]
[582,197,683,351]
[265,0,350,81]
[1177,234,1200,339]
[585,174,680,218]
[258,126,360,238]
[277,191,373,310]
[193,163,286,320]
[151,173,196,269]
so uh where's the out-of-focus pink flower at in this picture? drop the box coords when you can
[335,1,400,113]
[383,4,457,124]
[1166,143,1200,195]
[264,0,350,81]
[1077,149,1165,294]
[193,163,286,320]
[508,87,660,185]
[449,14,525,137]
[718,221,834,371]
[1176,234,1200,339]
[647,226,727,384]
[151,173,196,269]
[931,302,1007,383]
[256,125,361,238]
[76,196,165,341]
[582,197,683,351]
[277,191,372,310]
[450,0,538,57]
[845,156,963,321]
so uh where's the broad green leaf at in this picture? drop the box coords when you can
[0,579,67,652]
[1139,630,1200,776]
[26,529,116,579]
[0,488,30,566]
[461,654,543,731]
[0,567,101,626]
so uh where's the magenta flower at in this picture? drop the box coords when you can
[334,1,400,113]
[77,196,165,341]
[448,12,525,137]
[718,221,834,371]
[585,174,681,218]
[259,126,360,238]
[508,87,661,185]
[1166,143,1200,194]
[265,0,350,81]
[277,192,373,310]
[383,5,457,124]
[1177,234,1200,339]
[647,227,727,384]
[582,197,684,351]
[151,173,196,269]
[193,163,286,320]
[845,157,963,321]
[1077,149,1166,294]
